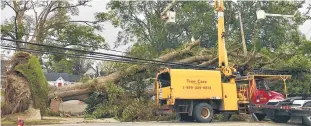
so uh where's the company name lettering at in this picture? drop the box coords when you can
[186,79,207,84]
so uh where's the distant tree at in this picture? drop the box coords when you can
[1,0,111,73]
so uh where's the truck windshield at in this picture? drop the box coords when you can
[158,72,171,88]
[256,79,270,90]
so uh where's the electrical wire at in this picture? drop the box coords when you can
[1,46,131,63]
[3,31,128,54]
[2,45,213,69]
[0,44,213,69]
[1,38,211,69]
[1,46,173,65]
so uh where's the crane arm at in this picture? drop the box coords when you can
[214,0,228,68]
[214,0,237,78]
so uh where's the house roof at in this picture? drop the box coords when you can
[44,72,81,82]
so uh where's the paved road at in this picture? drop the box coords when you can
[36,122,301,126]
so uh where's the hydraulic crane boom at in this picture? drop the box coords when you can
[215,0,228,67]
[214,0,236,78]
[155,1,242,123]
[160,0,236,77]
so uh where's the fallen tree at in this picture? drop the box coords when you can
[49,40,253,99]
[2,52,48,119]
[49,40,201,99]
[2,40,280,119]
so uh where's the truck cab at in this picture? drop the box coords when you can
[252,79,284,104]
[236,75,290,104]
[236,74,291,120]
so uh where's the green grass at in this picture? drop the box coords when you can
[1,118,63,125]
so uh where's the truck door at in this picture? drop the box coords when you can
[158,72,172,105]
[159,80,171,99]
[254,79,270,104]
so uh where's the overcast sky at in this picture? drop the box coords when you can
[1,0,311,62]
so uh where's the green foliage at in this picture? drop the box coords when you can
[120,98,156,122]
[79,75,92,83]
[53,23,107,50]
[213,114,246,122]
[14,52,49,114]
[95,11,120,27]
[44,23,107,74]
[84,91,106,115]
[119,70,156,97]
[84,82,175,122]
[101,1,211,53]
[100,1,308,54]
[85,82,125,118]
[49,58,74,74]
[126,43,158,59]
[1,1,107,74]
[272,53,311,94]
[92,1,311,121]
[230,114,247,121]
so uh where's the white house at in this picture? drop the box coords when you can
[84,64,104,79]
[44,73,81,87]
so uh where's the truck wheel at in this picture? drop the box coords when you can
[302,102,311,126]
[271,115,290,123]
[180,113,193,122]
[193,103,214,123]
[255,113,266,121]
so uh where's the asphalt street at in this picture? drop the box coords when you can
[35,122,301,126]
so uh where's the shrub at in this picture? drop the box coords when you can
[120,98,155,122]
[84,91,107,114]
[213,114,225,121]
[84,81,175,122]
[231,114,247,121]
[85,82,128,119]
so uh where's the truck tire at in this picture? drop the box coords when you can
[302,102,311,126]
[271,115,290,123]
[193,103,214,123]
[180,113,193,122]
[255,113,266,121]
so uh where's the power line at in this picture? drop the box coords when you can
[1,38,211,69]
[0,44,213,69]
[1,46,182,66]
[1,45,214,69]
[1,46,135,63]
[2,31,128,54]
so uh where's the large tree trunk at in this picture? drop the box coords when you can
[49,40,201,99]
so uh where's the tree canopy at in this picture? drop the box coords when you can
[1,0,108,74]
[97,1,311,94]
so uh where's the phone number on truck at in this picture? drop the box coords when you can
[183,86,211,89]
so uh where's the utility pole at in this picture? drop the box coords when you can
[238,11,247,57]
